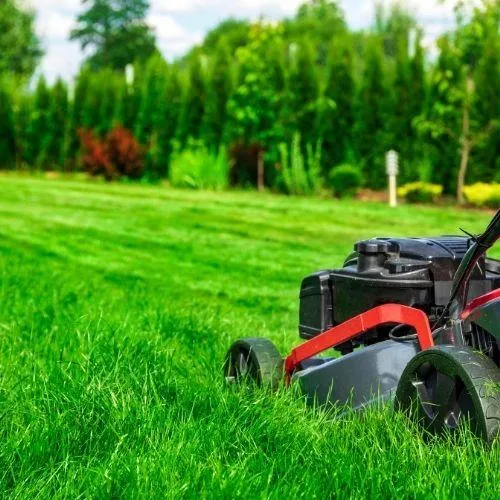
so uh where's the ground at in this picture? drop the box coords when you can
[0,175,498,498]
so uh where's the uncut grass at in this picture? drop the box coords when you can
[0,176,499,497]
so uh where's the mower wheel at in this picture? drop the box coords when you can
[395,345,500,444]
[224,338,283,390]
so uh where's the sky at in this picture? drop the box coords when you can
[29,0,457,83]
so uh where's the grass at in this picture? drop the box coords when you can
[0,175,498,498]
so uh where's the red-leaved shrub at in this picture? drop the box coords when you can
[78,125,144,181]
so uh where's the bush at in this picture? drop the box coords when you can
[78,125,144,181]
[397,182,443,203]
[278,133,322,195]
[169,140,229,190]
[328,164,362,198]
[463,183,500,208]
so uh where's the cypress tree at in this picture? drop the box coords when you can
[285,39,319,146]
[155,65,183,176]
[177,55,206,145]
[135,55,169,144]
[0,78,16,169]
[26,75,51,168]
[354,41,389,189]
[47,78,69,168]
[319,40,355,171]
[201,41,233,150]
[65,68,91,167]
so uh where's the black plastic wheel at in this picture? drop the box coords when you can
[224,338,283,390]
[395,345,500,443]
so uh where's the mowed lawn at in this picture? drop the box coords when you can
[0,175,499,498]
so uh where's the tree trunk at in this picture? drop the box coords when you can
[457,75,474,205]
[457,139,470,205]
[257,148,264,192]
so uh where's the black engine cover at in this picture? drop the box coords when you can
[299,236,499,340]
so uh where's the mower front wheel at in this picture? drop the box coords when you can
[395,345,500,444]
[224,338,283,390]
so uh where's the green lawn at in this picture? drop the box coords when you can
[0,176,498,498]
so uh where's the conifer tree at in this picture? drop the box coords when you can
[319,40,355,170]
[354,41,388,188]
[47,79,69,167]
[26,76,52,167]
[0,79,16,168]
[177,56,206,145]
[202,42,233,150]
[155,66,183,175]
[285,40,319,147]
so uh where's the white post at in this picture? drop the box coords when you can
[386,150,399,208]
[125,64,135,92]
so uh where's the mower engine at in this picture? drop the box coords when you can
[225,210,500,444]
[299,236,500,357]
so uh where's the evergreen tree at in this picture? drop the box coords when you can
[135,55,169,144]
[202,42,233,150]
[319,40,355,170]
[70,0,157,70]
[285,40,319,147]
[26,76,52,168]
[65,69,92,168]
[354,41,389,188]
[47,79,69,167]
[0,79,16,168]
[177,56,206,145]
[155,66,183,176]
[0,0,42,78]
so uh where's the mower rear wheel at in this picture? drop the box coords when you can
[395,345,500,444]
[224,338,283,390]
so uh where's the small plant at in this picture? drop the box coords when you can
[106,126,144,179]
[78,129,116,180]
[278,133,322,195]
[397,182,443,204]
[463,183,500,208]
[169,140,229,190]
[78,125,144,181]
[328,164,362,198]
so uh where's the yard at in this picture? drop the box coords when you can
[0,175,498,497]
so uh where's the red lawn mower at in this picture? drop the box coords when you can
[224,210,500,443]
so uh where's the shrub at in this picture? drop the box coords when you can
[78,129,116,180]
[169,140,229,190]
[463,183,500,208]
[397,182,443,203]
[278,133,323,195]
[106,126,144,179]
[328,164,362,198]
[78,125,144,181]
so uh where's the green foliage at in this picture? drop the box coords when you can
[0,78,16,168]
[463,182,500,208]
[202,42,233,150]
[278,133,322,195]
[318,39,354,170]
[285,40,319,146]
[177,56,206,146]
[201,19,251,55]
[0,0,42,78]
[70,0,157,70]
[354,41,389,189]
[0,0,498,195]
[329,164,363,197]
[169,140,229,190]
[227,23,286,155]
[398,182,443,204]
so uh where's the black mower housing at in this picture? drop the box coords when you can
[299,236,500,340]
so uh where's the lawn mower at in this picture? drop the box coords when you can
[224,209,500,443]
